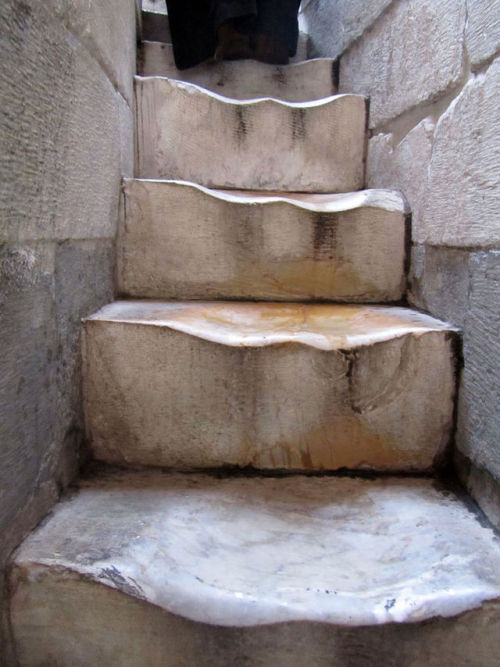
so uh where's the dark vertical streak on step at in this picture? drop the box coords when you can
[313,213,337,260]
[292,108,306,142]
[234,107,247,145]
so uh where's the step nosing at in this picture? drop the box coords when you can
[135,75,360,107]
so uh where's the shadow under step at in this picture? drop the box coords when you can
[135,77,366,192]
[83,301,458,472]
[10,470,500,666]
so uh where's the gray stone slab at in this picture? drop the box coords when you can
[301,0,392,59]
[422,58,500,247]
[0,1,128,242]
[340,0,466,128]
[10,471,500,665]
[466,0,500,69]
[457,251,500,483]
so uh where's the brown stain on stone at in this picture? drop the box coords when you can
[312,213,338,261]
[247,417,416,472]
[291,108,306,142]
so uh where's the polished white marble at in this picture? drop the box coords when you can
[14,472,500,628]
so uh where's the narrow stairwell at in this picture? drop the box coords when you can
[8,11,500,667]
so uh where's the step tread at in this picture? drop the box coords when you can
[86,302,456,350]
[13,471,500,628]
[139,41,335,101]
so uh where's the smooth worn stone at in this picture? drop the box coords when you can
[139,42,336,102]
[302,0,392,60]
[10,472,500,666]
[83,301,458,472]
[340,0,465,128]
[118,180,407,302]
[421,58,500,247]
[135,77,366,192]
[466,0,500,69]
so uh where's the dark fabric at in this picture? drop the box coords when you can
[165,0,301,70]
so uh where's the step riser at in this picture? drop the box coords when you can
[83,319,456,472]
[139,42,336,102]
[118,181,407,302]
[135,78,366,192]
[11,572,499,667]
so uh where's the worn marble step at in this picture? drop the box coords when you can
[10,471,500,666]
[118,180,407,302]
[135,77,366,192]
[83,301,458,472]
[139,42,335,102]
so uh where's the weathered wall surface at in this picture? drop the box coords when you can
[0,0,138,660]
[302,0,500,529]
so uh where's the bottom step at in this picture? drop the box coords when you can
[10,471,500,666]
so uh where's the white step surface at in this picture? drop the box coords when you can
[118,180,407,302]
[83,301,457,472]
[139,41,335,102]
[135,77,366,192]
[11,471,500,666]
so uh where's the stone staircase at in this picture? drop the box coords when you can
[8,13,500,667]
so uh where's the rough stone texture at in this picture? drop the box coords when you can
[10,471,500,666]
[48,0,137,106]
[466,0,500,69]
[456,451,500,533]
[83,301,457,472]
[367,119,435,244]
[0,2,134,243]
[119,180,407,302]
[409,245,471,328]
[0,0,136,659]
[301,0,392,60]
[136,77,366,191]
[340,0,466,128]
[421,58,500,247]
[457,252,500,483]
[140,42,336,101]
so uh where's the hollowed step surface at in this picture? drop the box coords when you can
[11,471,500,666]
[119,180,407,302]
[135,77,366,192]
[139,42,336,102]
[83,302,457,472]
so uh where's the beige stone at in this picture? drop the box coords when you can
[340,0,466,128]
[367,119,435,245]
[135,77,366,191]
[118,180,407,302]
[83,301,457,472]
[50,0,137,105]
[10,471,500,666]
[421,58,500,247]
[466,0,500,68]
[302,0,392,59]
[140,41,335,101]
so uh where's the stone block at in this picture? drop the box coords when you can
[422,58,500,247]
[466,0,500,69]
[83,301,457,472]
[0,1,127,242]
[119,180,407,302]
[10,471,500,666]
[367,119,435,243]
[49,0,137,105]
[340,0,466,128]
[408,245,471,327]
[457,251,500,482]
[140,42,336,101]
[302,0,392,59]
[455,451,500,532]
[135,77,366,192]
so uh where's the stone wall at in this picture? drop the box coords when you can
[0,0,138,660]
[302,0,500,528]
